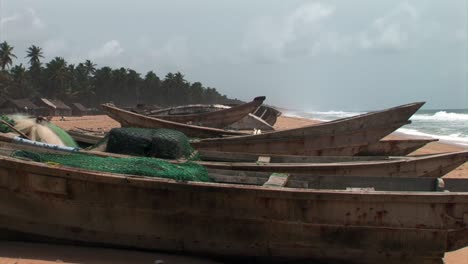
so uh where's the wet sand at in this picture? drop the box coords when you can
[1,114,466,264]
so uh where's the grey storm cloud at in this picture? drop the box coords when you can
[0,0,465,109]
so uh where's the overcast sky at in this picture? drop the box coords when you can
[0,0,466,110]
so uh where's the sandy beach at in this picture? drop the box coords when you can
[1,114,466,264]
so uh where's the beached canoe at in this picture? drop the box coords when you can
[251,105,281,126]
[146,96,266,128]
[356,138,438,156]
[192,102,425,155]
[196,149,468,177]
[1,134,463,180]
[0,146,467,264]
[147,102,274,131]
[67,129,106,145]
[101,104,248,138]
[66,129,437,157]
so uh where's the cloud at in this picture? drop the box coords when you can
[242,3,335,63]
[149,36,191,72]
[0,8,46,41]
[359,2,419,52]
[89,40,124,60]
[43,38,67,57]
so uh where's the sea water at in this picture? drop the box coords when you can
[283,108,468,147]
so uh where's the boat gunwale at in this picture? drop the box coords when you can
[1,154,468,202]
[196,150,468,170]
[151,96,265,120]
[101,103,248,136]
[193,102,425,143]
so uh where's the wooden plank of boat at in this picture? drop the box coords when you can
[1,134,465,180]
[357,138,439,156]
[192,102,425,156]
[101,103,249,138]
[66,130,437,158]
[0,152,467,264]
[148,103,275,131]
[148,96,265,128]
[196,150,468,178]
[67,130,105,145]
[252,105,281,126]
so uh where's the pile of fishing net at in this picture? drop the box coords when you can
[106,127,198,160]
[12,150,211,182]
[0,114,78,147]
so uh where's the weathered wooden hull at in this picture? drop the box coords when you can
[252,105,281,126]
[1,137,464,180]
[149,103,274,131]
[197,150,468,177]
[0,156,467,264]
[357,138,438,156]
[67,130,105,145]
[192,102,425,156]
[101,104,248,138]
[66,131,437,158]
[147,96,265,128]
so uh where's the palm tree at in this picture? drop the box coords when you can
[45,57,70,98]
[25,45,44,67]
[142,71,161,104]
[93,66,113,103]
[0,41,17,70]
[10,64,33,98]
[83,60,96,77]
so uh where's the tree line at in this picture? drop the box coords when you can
[0,41,242,107]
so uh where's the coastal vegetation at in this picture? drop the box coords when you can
[0,41,241,107]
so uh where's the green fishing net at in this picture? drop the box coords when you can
[106,127,199,160]
[12,150,211,182]
[0,115,15,133]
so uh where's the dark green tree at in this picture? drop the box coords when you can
[0,41,17,70]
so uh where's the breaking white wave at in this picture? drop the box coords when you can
[283,110,363,121]
[411,111,468,121]
[398,128,468,147]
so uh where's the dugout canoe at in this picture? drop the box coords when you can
[66,130,437,157]
[196,149,468,177]
[356,138,438,156]
[147,96,265,128]
[101,104,249,138]
[0,146,467,264]
[252,105,281,126]
[147,102,274,131]
[1,134,462,180]
[192,102,425,155]
[67,129,106,145]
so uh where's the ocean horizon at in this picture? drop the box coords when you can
[282,108,468,147]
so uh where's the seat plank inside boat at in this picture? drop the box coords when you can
[263,173,290,187]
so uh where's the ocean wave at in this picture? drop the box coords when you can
[411,111,468,121]
[283,110,363,121]
[398,128,468,146]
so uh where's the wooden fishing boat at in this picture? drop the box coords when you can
[252,105,281,126]
[356,138,438,156]
[0,144,467,264]
[66,130,437,157]
[192,102,425,155]
[101,104,248,138]
[67,129,106,145]
[1,132,463,180]
[196,149,468,177]
[147,102,274,131]
[145,96,265,128]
